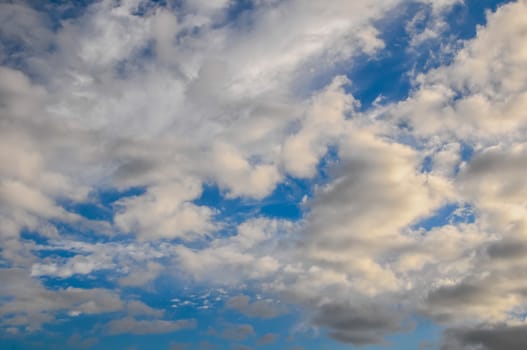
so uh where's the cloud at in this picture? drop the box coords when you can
[0,268,124,330]
[66,333,99,349]
[170,343,190,350]
[220,324,255,341]
[119,261,164,287]
[175,218,292,283]
[30,252,115,278]
[257,333,278,345]
[225,295,285,319]
[233,346,253,350]
[1,0,526,348]
[392,0,527,141]
[442,325,527,350]
[106,317,196,335]
[0,2,53,60]
[312,302,407,345]
[126,300,164,318]
[114,181,216,240]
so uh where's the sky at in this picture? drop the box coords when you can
[1,0,527,349]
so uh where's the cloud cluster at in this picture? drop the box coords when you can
[1,0,527,348]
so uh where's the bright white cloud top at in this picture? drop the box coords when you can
[1,0,527,349]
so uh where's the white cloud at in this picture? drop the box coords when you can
[175,218,292,283]
[114,181,216,240]
[393,0,527,141]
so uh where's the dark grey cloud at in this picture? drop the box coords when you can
[486,240,527,260]
[312,302,406,345]
[442,325,527,350]
[427,283,489,308]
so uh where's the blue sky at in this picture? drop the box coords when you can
[1,0,527,349]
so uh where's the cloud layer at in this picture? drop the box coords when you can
[1,0,526,349]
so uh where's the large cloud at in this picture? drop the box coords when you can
[442,325,527,350]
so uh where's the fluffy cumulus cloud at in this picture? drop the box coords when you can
[1,0,526,349]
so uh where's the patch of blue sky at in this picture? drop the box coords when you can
[413,203,476,232]
[0,255,9,269]
[41,219,114,244]
[343,0,512,112]
[445,0,514,40]
[114,40,157,79]
[459,142,474,162]
[38,271,118,291]
[337,1,437,111]
[55,186,144,224]
[31,248,79,260]
[195,145,339,234]
[421,155,433,173]
[132,0,169,16]
[219,0,256,29]
[452,142,475,176]
[20,229,51,246]
[420,142,473,175]
[51,187,146,242]
[24,0,96,31]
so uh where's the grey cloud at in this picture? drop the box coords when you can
[198,341,215,350]
[66,333,99,349]
[442,325,527,350]
[419,340,436,350]
[126,300,164,318]
[106,317,196,335]
[226,295,285,319]
[486,240,527,260]
[119,261,164,287]
[221,324,255,341]
[0,267,162,330]
[257,333,278,345]
[0,2,53,58]
[170,342,190,350]
[424,279,497,323]
[422,267,527,324]
[427,283,489,308]
[312,302,406,345]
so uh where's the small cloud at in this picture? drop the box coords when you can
[170,342,190,350]
[106,317,196,335]
[225,295,286,319]
[221,324,255,341]
[257,333,278,345]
